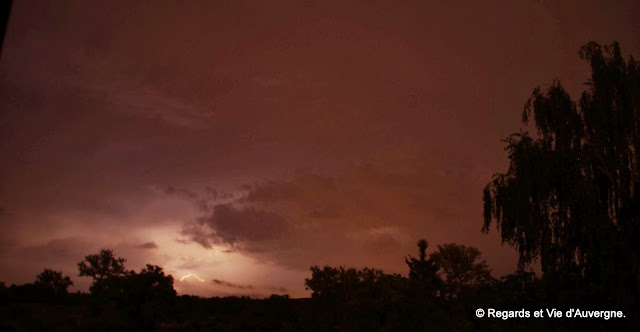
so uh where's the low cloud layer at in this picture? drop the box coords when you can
[212,279,255,290]
[137,241,159,249]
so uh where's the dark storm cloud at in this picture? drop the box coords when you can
[180,223,217,249]
[183,203,290,249]
[212,279,255,290]
[210,279,287,294]
[240,175,344,219]
[211,204,289,244]
[182,160,501,272]
[175,238,190,244]
[137,241,158,249]
[267,286,289,293]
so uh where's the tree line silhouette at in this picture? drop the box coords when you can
[0,240,632,330]
[1,41,638,331]
[0,242,528,331]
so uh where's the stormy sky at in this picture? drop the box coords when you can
[1,0,638,298]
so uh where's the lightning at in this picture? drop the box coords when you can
[180,273,205,282]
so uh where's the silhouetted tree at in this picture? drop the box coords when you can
[34,268,73,296]
[127,264,177,301]
[354,268,406,328]
[482,41,640,311]
[304,265,408,330]
[429,243,493,299]
[495,270,541,308]
[77,249,127,293]
[399,239,447,330]
[405,239,440,288]
[305,266,358,302]
[0,0,11,58]
[101,264,177,330]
